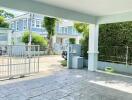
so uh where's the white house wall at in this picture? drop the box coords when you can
[0,28,12,45]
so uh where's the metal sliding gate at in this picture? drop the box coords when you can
[0,45,40,79]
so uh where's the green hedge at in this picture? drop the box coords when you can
[22,31,48,47]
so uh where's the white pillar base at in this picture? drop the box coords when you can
[88,52,98,71]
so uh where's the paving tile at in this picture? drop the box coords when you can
[0,69,132,100]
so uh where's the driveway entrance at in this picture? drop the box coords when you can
[38,55,65,75]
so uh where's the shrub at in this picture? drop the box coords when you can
[61,60,67,67]
[22,31,48,47]
[74,22,89,59]
[105,67,114,73]
[69,38,76,44]
[80,32,88,59]
[0,16,9,28]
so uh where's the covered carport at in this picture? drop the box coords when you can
[1,0,132,72]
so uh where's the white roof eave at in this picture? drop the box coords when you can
[0,0,97,24]
[97,12,132,24]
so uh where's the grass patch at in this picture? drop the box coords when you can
[105,67,114,73]
[61,60,67,67]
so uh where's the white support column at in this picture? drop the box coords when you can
[88,24,99,71]
[76,36,80,44]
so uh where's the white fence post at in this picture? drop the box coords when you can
[126,46,128,67]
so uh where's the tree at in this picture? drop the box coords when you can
[22,31,48,47]
[43,17,57,54]
[0,9,14,28]
[74,22,89,36]
[74,22,89,58]
[69,38,76,44]
[0,9,14,19]
[0,16,9,28]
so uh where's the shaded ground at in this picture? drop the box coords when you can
[0,55,132,100]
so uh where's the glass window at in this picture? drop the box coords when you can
[64,27,68,34]
[68,26,72,34]
[0,34,7,41]
[56,26,59,33]
[62,27,65,33]
[16,21,19,31]
[23,18,27,30]
[73,28,78,35]
[32,19,35,27]
[36,19,41,28]
[59,27,62,33]
[11,22,15,29]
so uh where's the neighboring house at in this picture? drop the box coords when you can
[0,28,12,45]
[7,13,81,52]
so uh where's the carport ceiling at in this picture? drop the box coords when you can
[36,0,132,16]
[1,0,132,24]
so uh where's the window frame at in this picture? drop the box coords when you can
[35,19,41,28]
[23,18,28,30]
[16,21,19,31]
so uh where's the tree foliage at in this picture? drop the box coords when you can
[0,16,9,28]
[74,22,89,36]
[99,22,132,46]
[43,16,57,54]
[99,22,132,62]
[74,22,89,58]
[74,21,132,62]
[22,31,48,47]
[0,9,14,28]
[69,38,76,44]
[43,17,57,39]
[0,9,14,19]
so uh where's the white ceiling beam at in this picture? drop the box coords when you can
[97,12,132,24]
[0,0,97,24]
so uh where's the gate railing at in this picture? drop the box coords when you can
[98,46,132,66]
[0,45,40,79]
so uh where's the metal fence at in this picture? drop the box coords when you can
[0,45,40,79]
[98,46,132,65]
[53,43,68,54]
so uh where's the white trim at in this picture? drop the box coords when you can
[88,51,99,54]
[7,13,30,22]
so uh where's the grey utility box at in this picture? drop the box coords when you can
[72,56,83,69]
